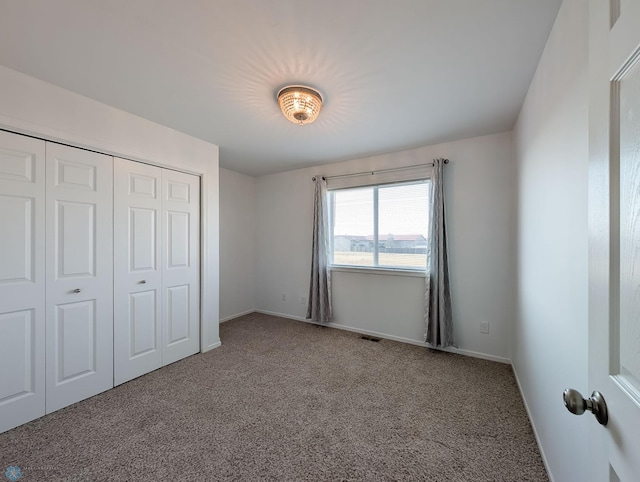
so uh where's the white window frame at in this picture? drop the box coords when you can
[328,178,430,274]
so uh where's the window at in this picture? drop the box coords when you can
[329,180,430,270]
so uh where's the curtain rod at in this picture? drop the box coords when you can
[312,159,448,182]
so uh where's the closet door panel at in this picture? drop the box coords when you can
[113,158,162,385]
[55,300,97,381]
[56,200,96,277]
[0,131,45,433]
[45,143,113,413]
[162,170,200,365]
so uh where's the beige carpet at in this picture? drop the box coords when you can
[0,313,547,481]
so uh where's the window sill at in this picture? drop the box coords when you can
[330,265,426,278]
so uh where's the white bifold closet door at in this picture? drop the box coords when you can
[45,143,113,413]
[114,158,200,385]
[0,131,46,433]
[114,159,163,385]
[161,168,200,365]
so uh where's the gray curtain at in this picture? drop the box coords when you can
[306,176,332,323]
[425,159,455,347]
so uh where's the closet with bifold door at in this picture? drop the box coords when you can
[0,130,201,434]
[0,133,114,431]
[113,158,200,386]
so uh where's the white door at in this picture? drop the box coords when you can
[162,169,200,365]
[114,158,162,385]
[0,131,46,433]
[45,143,113,413]
[588,0,640,479]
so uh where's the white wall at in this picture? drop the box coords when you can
[255,131,515,362]
[512,0,589,480]
[219,168,257,321]
[0,65,221,350]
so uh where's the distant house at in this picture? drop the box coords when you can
[334,235,371,252]
[377,234,427,251]
[333,234,426,253]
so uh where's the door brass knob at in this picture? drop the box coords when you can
[563,388,608,426]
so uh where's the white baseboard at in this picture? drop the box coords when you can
[434,344,511,364]
[203,340,222,352]
[219,309,255,323]
[254,309,510,364]
[512,363,554,482]
[255,309,306,322]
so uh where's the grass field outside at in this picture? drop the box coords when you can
[333,251,426,269]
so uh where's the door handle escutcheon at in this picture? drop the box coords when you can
[563,388,608,426]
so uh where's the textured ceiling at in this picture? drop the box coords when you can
[0,0,561,176]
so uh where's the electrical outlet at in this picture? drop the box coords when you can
[300,296,307,305]
[281,293,287,302]
[480,322,490,334]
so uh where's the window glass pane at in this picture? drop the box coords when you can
[330,180,430,270]
[332,187,374,267]
[377,182,430,268]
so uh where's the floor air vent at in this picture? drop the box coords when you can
[360,335,381,342]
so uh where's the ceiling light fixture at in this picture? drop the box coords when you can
[276,85,323,125]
